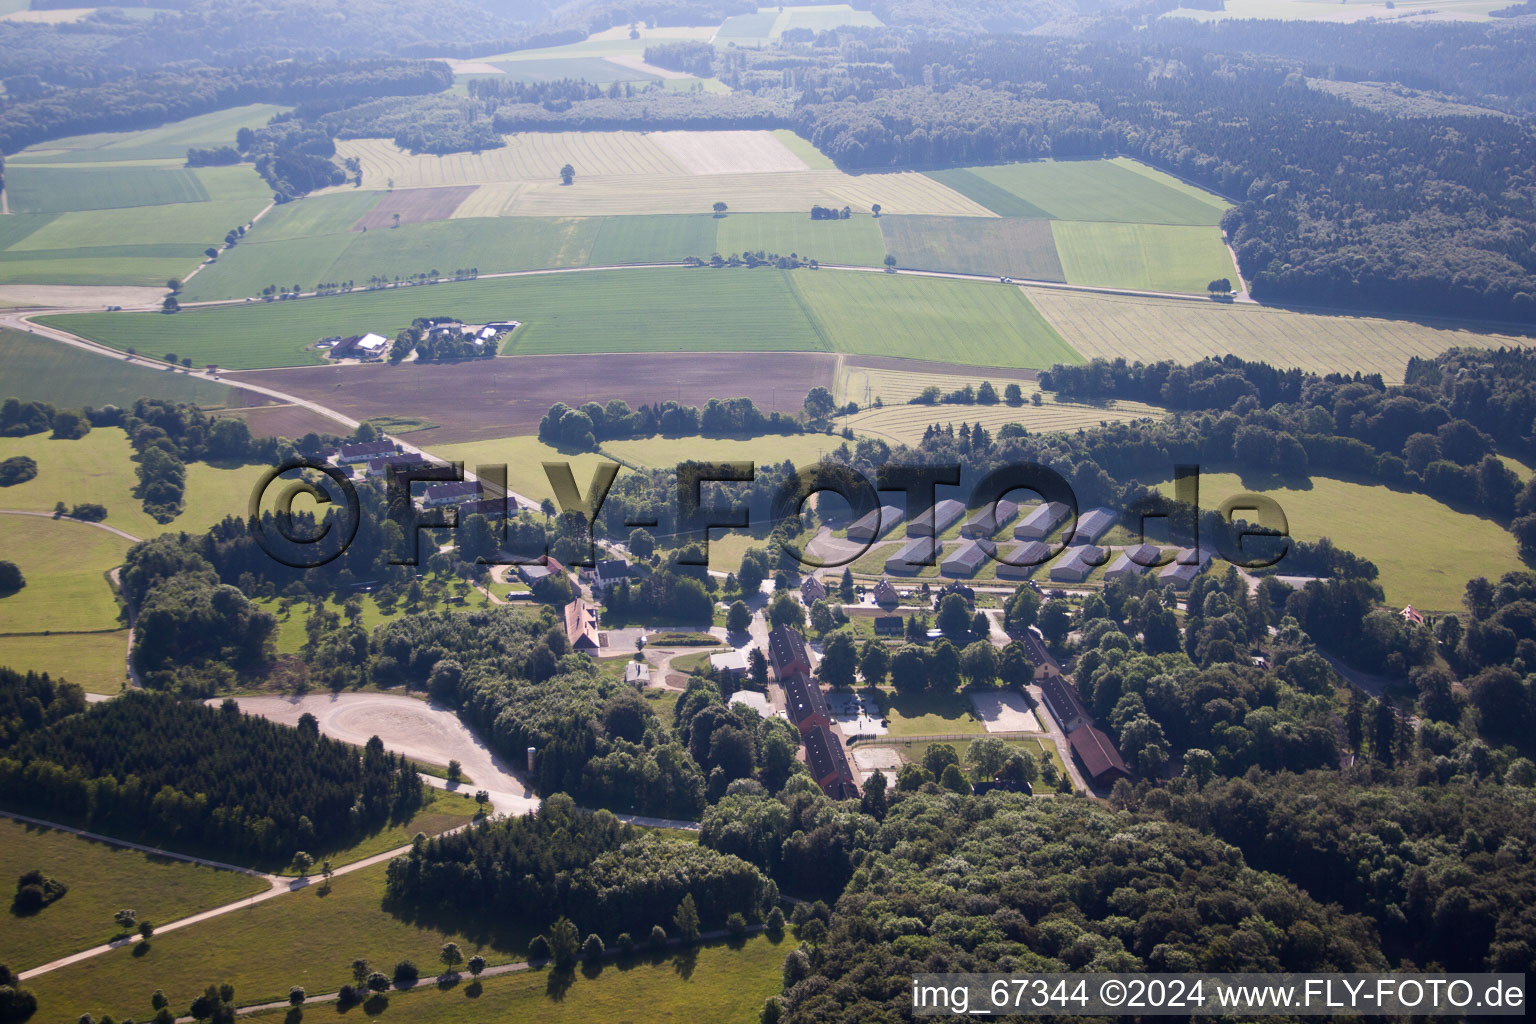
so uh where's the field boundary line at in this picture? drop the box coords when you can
[782,269,834,352]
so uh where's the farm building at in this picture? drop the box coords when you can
[422,481,484,507]
[961,499,1019,538]
[363,452,430,478]
[768,626,812,680]
[941,541,990,577]
[456,495,518,520]
[563,598,600,654]
[906,498,966,537]
[1159,546,1216,589]
[710,648,751,678]
[803,723,860,800]
[885,537,943,574]
[847,503,905,542]
[1014,501,1070,540]
[1038,674,1091,733]
[872,579,900,607]
[996,540,1052,580]
[326,333,389,361]
[518,563,552,586]
[1049,544,1105,583]
[624,661,650,686]
[1069,507,1118,544]
[784,673,831,733]
[873,615,903,636]
[1104,543,1163,580]
[335,439,398,465]
[1069,725,1132,788]
[801,574,828,604]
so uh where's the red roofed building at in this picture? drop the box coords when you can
[563,598,600,654]
[768,626,812,680]
[803,724,859,800]
[1069,724,1131,788]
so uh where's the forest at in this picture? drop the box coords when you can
[0,690,424,861]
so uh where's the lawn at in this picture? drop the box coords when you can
[0,516,131,634]
[588,214,716,264]
[0,631,128,695]
[0,817,268,974]
[0,327,231,409]
[1021,286,1533,383]
[716,212,887,266]
[8,104,288,164]
[789,270,1083,369]
[0,428,270,540]
[242,933,786,1024]
[952,158,1229,225]
[863,734,1067,780]
[22,860,536,1024]
[879,214,1064,281]
[869,687,987,737]
[1051,221,1239,293]
[1157,471,1524,610]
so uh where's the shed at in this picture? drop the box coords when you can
[996,540,1053,580]
[961,499,1019,538]
[847,503,905,542]
[1014,501,1070,540]
[1049,544,1105,583]
[940,540,990,577]
[1069,507,1117,544]
[1104,543,1163,580]
[906,498,966,537]
[885,537,942,575]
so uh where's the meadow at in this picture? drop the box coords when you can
[1158,472,1523,609]
[241,934,786,1024]
[0,327,231,408]
[491,56,659,83]
[6,104,288,165]
[427,435,622,506]
[938,158,1229,224]
[587,214,715,264]
[1022,286,1534,381]
[879,215,1063,281]
[1051,221,1240,293]
[715,212,886,265]
[0,817,269,973]
[0,515,131,634]
[5,167,212,215]
[0,631,128,695]
[0,429,271,540]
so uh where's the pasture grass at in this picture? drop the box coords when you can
[9,105,288,164]
[1051,221,1239,293]
[1157,471,1523,610]
[0,817,269,973]
[965,159,1229,224]
[0,631,128,695]
[426,435,621,506]
[879,214,1063,281]
[4,166,208,214]
[279,787,479,874]
[0,327,231,408]
[242,933,786,1024]
[588,214,714,264]
[716,212,886,266]
[23,860,537,1022]
[790,270,1082,368]
[0,515,131,634]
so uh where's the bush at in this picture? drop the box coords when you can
[0,456,37,487]
[365,972,390,993]
[391,960,418,985]
[0,562,23,596]
[617,932,634,954]
[288,987,305,1006]
[581,933,605,961]
[527,935,550,962]
[765,907,785,935]
[649,924,668,950]
[726,912,747,938]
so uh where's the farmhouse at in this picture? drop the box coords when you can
[563,598,600,654]
[1069,724,1132,788]
[709,648,751,678]
[768,626,813,680]
[1039,674,1091,733]
[996,540,1052,580]
[1159,546,1215,589]
[422,481,484,508]
[364,452,429,478]
[325,333,389,361]
[1104,543,1163,580]
[941,540,990,577]
[784,672,831,733]
[1049,544,1105,583]
[961,499,1019,538]
[800,574,828,605]
[457,495,517,520]
[589,558,630,595]
[1014,501,1070,540]
[1070,507,1118,545]
[335,439,398,465]
[847,503,905,542]
[906,498,966,537]
[872,579,900,607]
[885,537,942,574]
[803,723,860,800]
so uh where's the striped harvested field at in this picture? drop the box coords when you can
[648,130,810,174]
[340,132,689,189]
[1022,287,1534,381]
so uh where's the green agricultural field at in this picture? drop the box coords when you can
[1051,221,1239,293]
[0,429,270,540]
[716,212,887,266]
[1158,472,1523,610]
[588,214,715,264]
[0,631,128,695]
[5,166,211,214]
[777,3,884,33]
[603,433,841,469]
[0,214,53,251]
[879,215,1064,281]
[772,128,836,170]
[789,270,1082,369]
[242,933,786,1024]
[0,328,231,408]
[492,56,658,83]
[717,9,780,38]
[428,435,620,506]
[930,158,1229,224]
[0,817,269,973]
[24,860,536,1023]
[0,516,131,634]
[240,192,381,241]
[7,104,288,165]
[13,202,268,254]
